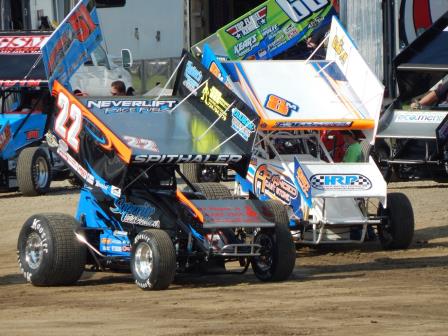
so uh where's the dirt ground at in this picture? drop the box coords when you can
[0,180,447,336]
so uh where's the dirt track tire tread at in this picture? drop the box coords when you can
[191,182,233,199]
[17,213,85,286]
[360,139,371,163]
[181,164,201,183]
[16,147,51,196]
[131,230,176,290]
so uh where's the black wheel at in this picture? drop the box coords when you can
[372,140,392,182]
[131,229,176,290]
[191,182,233,199]
[17,147,51,196]
[377,193,414,250]
[17,213,85,285]
[251,200,296,281]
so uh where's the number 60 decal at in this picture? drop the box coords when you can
[54,92,82,153]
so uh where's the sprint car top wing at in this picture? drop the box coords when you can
[75,52,259,163]
[0,32,51,88]
[48,53,260,189]
[220,16,384,134]
[223,60,374,131]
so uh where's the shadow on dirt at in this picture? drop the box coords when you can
[0,186,79,200]
[2,252,446,289]
[0,273,26,286]
[414,224,448,243]
[389,183,448,190]
[303,254,448,276]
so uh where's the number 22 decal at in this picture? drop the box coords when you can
[54,92,82,153]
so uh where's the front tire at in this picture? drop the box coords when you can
[251,200,296,281]
[131,230,176,290]
[17,213,85,285]
[17,147,51,196]
[377,193,414,249]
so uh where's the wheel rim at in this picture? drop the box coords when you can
[34,156,49,189]
[25,232,44,270]
[134,242,153,280]
[253,233,274,272]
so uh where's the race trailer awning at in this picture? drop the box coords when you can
[0,32,51,88]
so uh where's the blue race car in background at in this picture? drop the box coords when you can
[0,32,70,195]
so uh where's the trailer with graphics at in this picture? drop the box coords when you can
[220,17,415,248]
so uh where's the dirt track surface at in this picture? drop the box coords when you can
[1,181,447,336]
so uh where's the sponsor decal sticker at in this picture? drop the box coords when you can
[0,123,11,151]
[310,174,372,191]
[275,121,353,128]
[124,135,159,153]
[395,113,445,123]
[110,198,160,228]
[331,35,349,65]
[231,108,256,141]
[226,6,268,40]
[86,100,177,114]
[56,146,94,185]
[26,130,40,140]
[133,154,243,164]
[183,60,203,93]
[0,35,49,54]
[0,80,43,87]
[253,164,298,205]
[264,94,299,117]
[200,82,231,120]
[234,35,259,58]
[275,0,329,23]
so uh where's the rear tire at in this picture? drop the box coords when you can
[360,139,371,162]
[17,213,85,285]
[251,200,296,281]
[131,230,176,290]
[377,193,414,250]
[17,147,51,196]
[181,164,201,183]
[191,182,233,199]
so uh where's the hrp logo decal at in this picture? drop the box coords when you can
[310,174,372,191]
